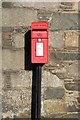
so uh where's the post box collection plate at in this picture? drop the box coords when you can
[31,22,49,64]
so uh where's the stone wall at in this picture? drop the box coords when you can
[2,1,80,119]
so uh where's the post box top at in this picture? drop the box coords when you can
[31,22,48,30]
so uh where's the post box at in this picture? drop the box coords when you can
[31,22,49,64]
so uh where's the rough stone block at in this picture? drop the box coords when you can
[2,39,12,48]
[61,113,79,118]
[38,10,53,22]
[50,51,79,61]
[73,2,78,11]
[2,49,24,70]
[79,2,80,11]
[2,8,37,27]
[12,33,24,48]
[68,104,79,112]
[51,67,67,74]
[2,32,11,40]
[51,13,78,30]
[6,2,59,12]
[64,61,78,76]
[11,70,32,88]
[2,89,31,118]
[2,72,11,89]
[64,31,78,47]
[59,2,73,10]
[2,2,13,8]
[42,70,63,87]
[44,100,67,114]
[65,83,80,91]
[44,87,65,100]
[2,32,12,48]
[77,97,80,103]
[50,31,63,49]
[2,27,14,32]
[34,2,59,11]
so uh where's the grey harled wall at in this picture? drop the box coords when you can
[2,2,80,119]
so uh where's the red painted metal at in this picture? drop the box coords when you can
[31,22,49,64]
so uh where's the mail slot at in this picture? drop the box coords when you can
[31,22,49,64]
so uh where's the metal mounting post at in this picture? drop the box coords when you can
[31,65,42,120]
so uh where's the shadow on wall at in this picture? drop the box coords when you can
[25,30,36,70]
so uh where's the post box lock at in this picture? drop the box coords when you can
[38,38,41,42]
[31,22,49,64]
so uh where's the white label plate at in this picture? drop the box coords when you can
[36,42,43,56]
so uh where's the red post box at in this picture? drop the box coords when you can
[31,22,49,64]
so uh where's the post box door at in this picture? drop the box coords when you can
[31,22,49,64]
[31,38,48,63]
